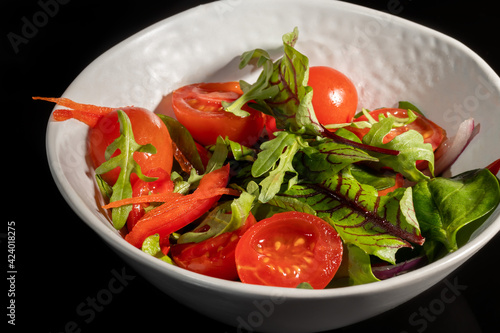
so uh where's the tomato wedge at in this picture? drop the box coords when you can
[125,164,232,248]
[172,82,265,147]
[346,108,446,151]
[170,213,257,280]
[235,211,343,289]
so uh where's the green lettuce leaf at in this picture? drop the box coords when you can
[413,168,500,252]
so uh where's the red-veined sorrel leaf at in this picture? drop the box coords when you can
[279,167,424,264]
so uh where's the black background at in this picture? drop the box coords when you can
[3,0,500,332]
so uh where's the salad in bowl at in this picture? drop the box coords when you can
[38,28,500,290]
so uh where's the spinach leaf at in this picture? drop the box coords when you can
[346,244,380,285]
[413,168,500,252]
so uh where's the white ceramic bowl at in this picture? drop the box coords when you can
[46,0,500,332]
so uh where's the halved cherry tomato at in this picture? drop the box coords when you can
[88,107,174,186]
[308,66,358,126]
[172,82,265,147]
[170,212,257,281]
[235,211,343,289]
[126,168,174,232]
[346,108,446,151]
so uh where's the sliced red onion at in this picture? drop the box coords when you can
[434,118,479,176]
[372,256,427,280]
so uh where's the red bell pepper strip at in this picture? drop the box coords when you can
[125,164,238,248]
[33,96,116,127]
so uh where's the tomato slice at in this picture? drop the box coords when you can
[346,108,446,151]
[235,211,343,289]
[88,107,174,186]
[170,212,257,280]
[172,82,265,147]
[308,66,358,126]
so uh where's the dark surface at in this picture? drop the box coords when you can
[3,0,499,332]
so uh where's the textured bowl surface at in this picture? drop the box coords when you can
[46,0,500,332]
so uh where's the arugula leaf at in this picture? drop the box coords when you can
[222,48,279,117]
[279,167,424,264]
[171,136,229,194]
[206,138,257,162]
[413,168,500,252]
[251,131,306,203]
[95,110,157,229]
[177,190,255,244]
[362,115,434,182]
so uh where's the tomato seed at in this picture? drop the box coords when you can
[293,237,305,247]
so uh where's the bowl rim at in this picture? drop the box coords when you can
[46,0,500,299]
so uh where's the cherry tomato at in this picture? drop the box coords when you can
[88,107,174,186]
[308,66,358,126]
[170,212,257,281]
[126,168,174,232]
[235,211,343,289]
[346,108,446,151]
[172,82,265,147]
